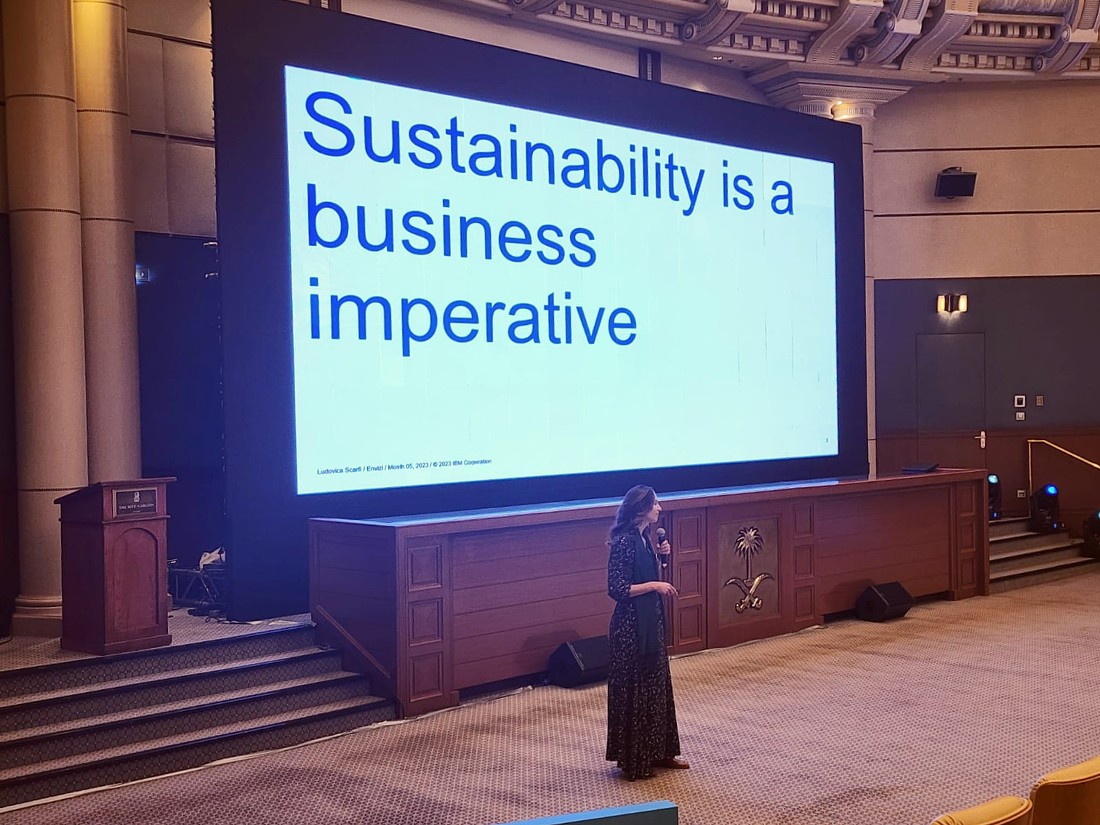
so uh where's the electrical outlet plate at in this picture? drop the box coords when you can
[1036,395,1045,406]
[1013,395,1026,408]
[1017,489,1027,498]
[1016,411,1026,421]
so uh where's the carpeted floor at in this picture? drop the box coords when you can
[0,613,313,672]
[4,572,1100,825]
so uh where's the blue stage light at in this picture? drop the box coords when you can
[987,474,1002,521]
[1030,484,1063,533]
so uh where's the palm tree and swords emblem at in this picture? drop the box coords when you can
[724,525,773,613]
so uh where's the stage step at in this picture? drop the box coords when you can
[0,624,394,810]
[989,518,1096,593]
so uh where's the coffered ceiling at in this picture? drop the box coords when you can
[414,0,1100,108]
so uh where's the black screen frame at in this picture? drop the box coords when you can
[212,0,867,619]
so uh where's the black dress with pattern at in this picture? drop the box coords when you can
[605,529,681,780]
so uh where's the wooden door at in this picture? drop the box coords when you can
[915,333,987,470]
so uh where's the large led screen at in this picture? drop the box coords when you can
[213,0,866,617]
[286,67,839,495]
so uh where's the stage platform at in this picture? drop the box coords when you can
[0,611,312,673]
[310,468,990,717]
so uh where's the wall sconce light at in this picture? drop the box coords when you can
[936,293,968,313]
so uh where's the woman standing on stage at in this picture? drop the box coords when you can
[605,484,688,781]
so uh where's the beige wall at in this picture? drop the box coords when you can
[0,5,1092,262]
[127,1,1100,274]
[123,0,767,240]
[871,81,1100,280]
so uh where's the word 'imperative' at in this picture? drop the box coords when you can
[308,280,636,357]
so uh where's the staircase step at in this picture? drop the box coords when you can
[991,538,1083,564]
[0,695,394,809]
[0,624,316,701]
[0,651,347,734]
[990,555,1097,583]
[0,620,402,810]
[990,557,1099,593]
[989,517,1032,540]
[990,531,1073,554]
[0,647,345,729]
[0,671,374,765]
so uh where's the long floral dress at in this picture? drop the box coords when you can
[605,529,681,780]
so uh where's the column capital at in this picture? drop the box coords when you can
[747,62,943,114]
[787,99,836,118]
[831,100,879,122]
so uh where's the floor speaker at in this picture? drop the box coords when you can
[855,582,913,622]
[548,636,610,687]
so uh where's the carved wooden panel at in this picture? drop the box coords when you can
[676,512,703,550]
[409,652,444,702]
[794,544,814,578]
[309,468,987,716]
[957,517,977,554]
[677,603,704,648]
[716,516,779,626]
[707,507,789,649]
[814,487,952,613]
[409,599,443,645]
[671,509,706,653]
[679,559,702,595]
[793,502,814,537]
[408,543,443,591]
[794,585,815,621]
[957,481,977,517]
[959,554,977,589]
[108,527,160,635]
[449,520,608,689]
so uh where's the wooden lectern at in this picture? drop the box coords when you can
[56,478,175,655]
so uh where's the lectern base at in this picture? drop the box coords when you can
[62,632,172,656]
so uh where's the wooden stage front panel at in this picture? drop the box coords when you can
[310,469,987,717]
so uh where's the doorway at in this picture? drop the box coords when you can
[915,332,987,470]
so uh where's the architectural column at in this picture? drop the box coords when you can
[74,0,141,482]
[831,101,879,476]
[748,66,935,477]
[2,0,89,635]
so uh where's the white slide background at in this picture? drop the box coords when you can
[284,66,838,495]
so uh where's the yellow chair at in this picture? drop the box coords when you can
[931,795,1033,825]
[1030,753,1100,825]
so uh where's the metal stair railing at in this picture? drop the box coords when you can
[1026,439,1100,493]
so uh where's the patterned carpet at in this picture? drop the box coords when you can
[3,572,1100,825]
[0,612,313,672]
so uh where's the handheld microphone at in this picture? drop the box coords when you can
[656,527,668,568]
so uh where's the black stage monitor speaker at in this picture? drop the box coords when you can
[935,168,978,198]
[548,636,610,687]
[856,582,913,622]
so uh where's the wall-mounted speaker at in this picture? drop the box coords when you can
[855,581,913,622]
[548,636,610,687]
[935,167,978,199]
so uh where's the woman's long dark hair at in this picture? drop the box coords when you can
[608,484,656,541]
